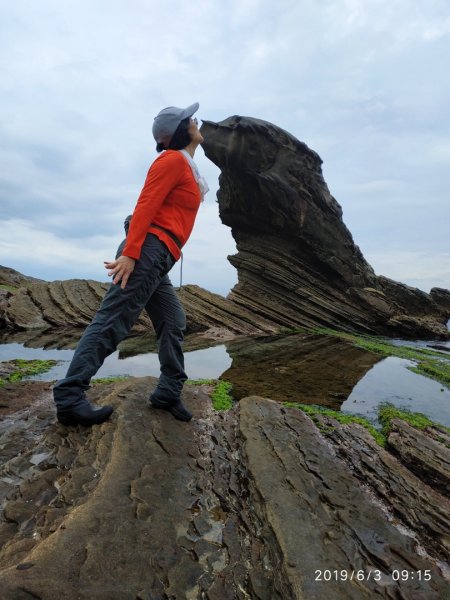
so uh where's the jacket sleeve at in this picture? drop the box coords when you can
[122,152,184,260]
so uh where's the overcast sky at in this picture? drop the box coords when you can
[1,0,449,296]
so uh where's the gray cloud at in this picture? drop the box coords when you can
[1,0,449,295]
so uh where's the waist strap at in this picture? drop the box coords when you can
[123,215,182,250]
[149,223,182,249]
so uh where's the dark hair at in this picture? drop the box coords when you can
[156,117,191,153]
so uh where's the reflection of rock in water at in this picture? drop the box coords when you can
[117,332,226,359]
[223,332,381,409]
[0,329,228,359]
[0,328,82,350]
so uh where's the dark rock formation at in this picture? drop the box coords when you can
[200,116,450,339]
[430,287,450,314]
[0,381,449,598]
[0,266,278,337]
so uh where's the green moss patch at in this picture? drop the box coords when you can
[314,327,450,388]
[378,403,450,437]
[187,378,234,411]
[409,361,450,386]
[0,359,58,386]
[211,380,233,411]
[284,402,386,447]
[186,378,215,386]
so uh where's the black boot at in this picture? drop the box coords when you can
[149,396,192,422]
[57,401,113,427]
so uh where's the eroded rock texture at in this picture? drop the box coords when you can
[0,381,449,598]
[200,116,450,339]
[0,266,278,337]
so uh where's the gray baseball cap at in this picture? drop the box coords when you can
[152,102,199,148]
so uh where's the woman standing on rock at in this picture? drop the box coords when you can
[53,102,208,426]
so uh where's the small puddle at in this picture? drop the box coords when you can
[342,356,450,426]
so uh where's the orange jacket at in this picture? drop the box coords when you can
[122,150,201,261]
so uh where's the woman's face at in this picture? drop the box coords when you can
[188,117,204,145]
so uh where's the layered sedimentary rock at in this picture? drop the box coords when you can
[200,116,450,339]
[0,266,278,337]
[0,381,449,598]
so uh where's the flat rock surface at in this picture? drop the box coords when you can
[0,381,449,598]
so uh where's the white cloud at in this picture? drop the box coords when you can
[366,250,450,291]
[0,218,117,280]
[423,17,450,41]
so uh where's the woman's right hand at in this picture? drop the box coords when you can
[104,255,136,289]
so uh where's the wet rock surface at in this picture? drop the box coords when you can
[0,380,53,419]
[0,380,449,598]
[200,116,450,339]
[386,418,450,499]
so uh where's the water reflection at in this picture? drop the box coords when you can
[0,328,81,350]
[0,329,224,354]
[0,331,232,382]
[343,356,450,427]
[2,329,450,427]
[223,332,450,426]
[223,332,381,410]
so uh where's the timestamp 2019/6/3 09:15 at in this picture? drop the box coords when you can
[314,569,432,582]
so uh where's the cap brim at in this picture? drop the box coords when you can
[181,102,199,119]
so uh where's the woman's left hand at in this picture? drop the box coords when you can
[104,255,136,289]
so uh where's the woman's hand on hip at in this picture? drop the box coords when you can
[104,255,136,289]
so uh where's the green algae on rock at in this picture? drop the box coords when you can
[314,327,450,388]
[187,378,234,411]
[0,359,57,386]
[92,376,131,385]
[284,402,386,446]
[285,400,450,451]
[379,402,450,438]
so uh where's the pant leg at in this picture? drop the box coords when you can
[145,275,187,401]
[53,234,175,409]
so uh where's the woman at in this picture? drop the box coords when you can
[53,102,207,426]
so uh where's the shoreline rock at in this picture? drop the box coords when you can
[0,380,448,598]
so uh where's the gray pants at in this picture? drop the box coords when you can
[53,234,187,410]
